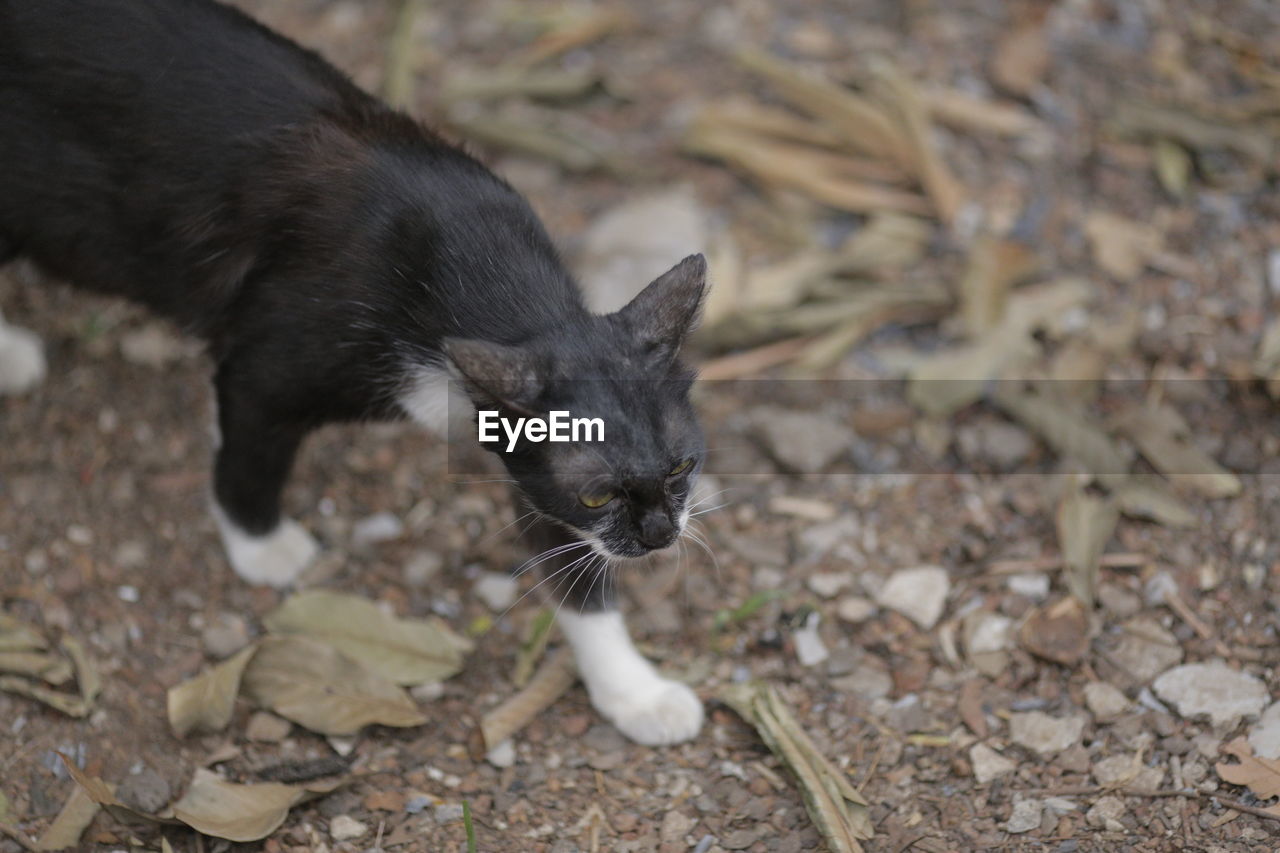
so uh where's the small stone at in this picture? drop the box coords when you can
[1249,702,1280,759]
[473,572,518,611]
[113,541,148,570]
[835,596,877,624]
[1009,711,1086,756]
[970,743,1017,784]
[351,512,404,547]
[1084,682,1131,721]
[1007,573,1050,601]
[1153,661,1268,727]
[201,611,250,659]
[1092,754,1164,790]
[956,420,1034,470]
[806,571,853,599]
[793,611,829,667]
[1109,617,1182,684]
[433,803,465,823]
[886,694,928,732]
[411,681,445,703]
[486,739,516,768]
[830,663,893,700]
[1006,799,1042,834]
[117,766,170,814]
[116,585,139,603]
[1085,796,1126,832]
[753,567,786,589]
[660,810,695,844]
[1097,583,1142,618]
[751,406,854,474]
[329,815,368,841]
[583,724,627,754]
[405,794,434,814]
[722,828,758,850]
[404,550,443,587]
[245,711,291,743]
[120,323,190,367]
[1057,744,1091,774]
[876,566,950,629]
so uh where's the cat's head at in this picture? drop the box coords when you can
[446,255,707,559]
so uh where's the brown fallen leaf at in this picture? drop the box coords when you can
[0,676,91,718]
[481,646,576,750]
[993,384,1131,486]
[242,635,427,736]
[0,613,48,651]
[734,49,910,167]
[958,679,989,738]
[1084,211,1164,281]
[871,60,965,224]
[32,784,99,851]
[1019,596,1091,665]
[1216,737,1280,815]
[924,88,1046,138]
[168,645,258,738]
[719,682,872,853]
[958,234,1039,337]
[1113,403,1242,499]
[1113,476,1197,528]
[1055,477,1119,606]
[684,118,932,217]
[991,17,1050,96]
[264,589,471,686]
[0,652,72,685]
[60,637,100,709]
[61,757,182,828]
[170,769,343,843]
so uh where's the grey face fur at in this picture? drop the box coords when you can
[447,255,707,558]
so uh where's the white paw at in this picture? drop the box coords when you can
[594,678,704,746]
[217,514,319,588]
[0,323,46,395]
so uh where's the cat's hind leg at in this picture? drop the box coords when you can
[0,309,46,395]
[211,368,318,587]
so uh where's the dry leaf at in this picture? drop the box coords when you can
[61,757,181,828]
[481,646,576,749]
[1056,478,1119,606]
[720,682,872,853]
[734,49,910,166]
[991,19,1050,96]
[0,652,72,685]
[1018,596,1090,665]
[1114,477,1197,527]
[1084,211,1163,281]
[871,60,965,224]
[1109,100,1273,165]
[1113,403,1242,499]
[1154,139,1193,197]
[684,118,931,217]
[958,234,1039,337]
[1216,737,1280,813]
[264,590,471,686]
[242,635,427,736]
[33,784,99,851]
[0,676,91,718]
[168,645,258,738]
[993,384,1131,486]
[0,613,48,651]
[924,88,1046,138]
[170,769,342,843]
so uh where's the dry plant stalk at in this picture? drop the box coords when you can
[480,646,576,750]
[685,119,930,216]
[518,9,632,66]
[719,682,872,853]
[383,0,426,108]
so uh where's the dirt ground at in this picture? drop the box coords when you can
[3,0,1280,851]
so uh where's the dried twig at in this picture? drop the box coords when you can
[480,647,576,749]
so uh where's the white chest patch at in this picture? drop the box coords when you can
[398,364,475,438]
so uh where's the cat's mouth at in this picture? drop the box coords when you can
[580,528,683,561]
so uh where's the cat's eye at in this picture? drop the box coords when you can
[579,491,615,509]
[669,458,694,477]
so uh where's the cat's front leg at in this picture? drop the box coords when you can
[210,369,318,587]
[0,310,46,395]
[557,608,704,746]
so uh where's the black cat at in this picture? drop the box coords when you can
[0,0,708,745]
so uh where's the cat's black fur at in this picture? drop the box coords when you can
[0,0,706,609]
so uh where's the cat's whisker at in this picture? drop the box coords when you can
[577,556,610,615]
[511,539,591,579]
[498,547,597,623]
[554,554,599,621]
[689,502,729,518]
[480,509,540,545]
[682,521,721,582]
[684,488,730,513]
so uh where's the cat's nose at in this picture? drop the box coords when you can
[637,512,676,550]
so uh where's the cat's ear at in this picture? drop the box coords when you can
[615,254,707,365]
[442,338,544,415]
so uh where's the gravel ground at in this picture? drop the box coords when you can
[3,1,1280,851]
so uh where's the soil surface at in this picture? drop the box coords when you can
[3,1,1280,852]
